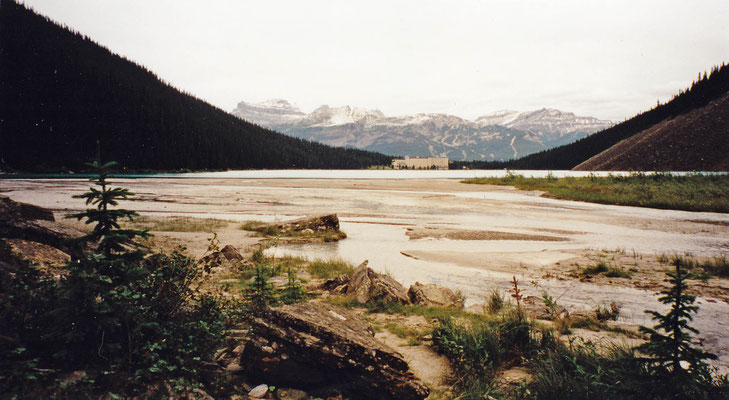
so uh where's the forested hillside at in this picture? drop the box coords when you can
[574,91,729,171]
[455,62,729,170]
[0,0,390,172]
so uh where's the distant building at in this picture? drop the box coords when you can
[391,156,449,170]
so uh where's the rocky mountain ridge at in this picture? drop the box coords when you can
[232,99,613,161]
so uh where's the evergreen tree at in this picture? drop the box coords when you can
[280,268,306,304]
[638,259,718,395]
[245,266,278,315]
[67,159,149,255]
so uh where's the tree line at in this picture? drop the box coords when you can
[0,0,391,172]
[453,61,729,170]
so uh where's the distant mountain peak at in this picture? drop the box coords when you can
[257,98,301,111]
[231,99,613,161]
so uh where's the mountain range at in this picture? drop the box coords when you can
[232,100,613,161]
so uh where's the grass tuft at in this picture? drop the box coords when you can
[579,261,632,278]
[126,216,228,232]
[307,258,355,279]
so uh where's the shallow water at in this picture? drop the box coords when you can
[269,220,729,372]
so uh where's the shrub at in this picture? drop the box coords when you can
[0,161,233,397]
[279,269,306,305]
[526,342,645,400]
[637,260,721,397]
[595,302,621,322]
[431,317,502,398]
[244,265,278,314]
[484,288,504,314]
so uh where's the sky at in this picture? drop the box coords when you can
[19,0,729,121]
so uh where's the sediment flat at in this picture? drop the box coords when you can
[2,177,729,370]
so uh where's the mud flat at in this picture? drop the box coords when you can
[2,177,728,371]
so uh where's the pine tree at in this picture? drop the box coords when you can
[245,265,278,314]
[638,259,718,392]
[280,268,305,304]
[67,160,148,255]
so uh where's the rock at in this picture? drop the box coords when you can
[225,362,244,373]
[407,282,464,308]
[249,384,269,398]
[240,302,428,400]
[221,244,244,262]
[345,261,410,304]
[275,388,310,400]
[275,214,340,233]
[321,274,350,293]
[0,196,81,255]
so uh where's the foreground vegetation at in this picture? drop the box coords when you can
[1,162,245,398]
[431,272,726,399]
[463,173,729,213]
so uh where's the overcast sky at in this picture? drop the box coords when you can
[20,0,729,121]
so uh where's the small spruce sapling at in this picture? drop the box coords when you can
[280,268,306,304]
[245,265,278,314]
[67,160,148,255]
[638,259,718,387]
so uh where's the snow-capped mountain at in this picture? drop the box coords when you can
[480,108,613,145]
[231,99,305,126]
[231,100,613,161]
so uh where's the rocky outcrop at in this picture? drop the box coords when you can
[345,261,410,304]
[240,302,429,400]
[0,196,80,255]
[275,214,341,233]
[407,282,464,309]
[321,273,350,295]
[220,244,243,263]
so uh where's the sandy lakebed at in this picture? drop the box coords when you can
[2,176,729,373]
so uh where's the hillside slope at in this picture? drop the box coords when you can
[574,92,729,171]
[495,63,729,170]
[0,0,390,172]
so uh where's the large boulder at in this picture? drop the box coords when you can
[0,196,83,260]
[240,302,429,400]
[0,196,81,256]
[345,261,410,304]
[407,282,464,309]
[220,244,243,262]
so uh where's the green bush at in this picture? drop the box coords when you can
[279,269,306,305]
[637,260,723,398]
[431,317,502,398]
[526,342,645,400]
[0,161,234,397]
[244,265,278,314]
